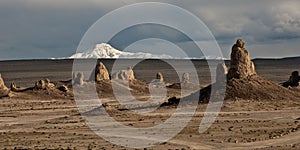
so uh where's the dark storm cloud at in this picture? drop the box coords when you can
[0,0,299,59]
[0,0,123,59]
[108,24,191,49]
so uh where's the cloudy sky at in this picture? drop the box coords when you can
[0,0,300,60]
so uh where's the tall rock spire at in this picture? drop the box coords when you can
[228,39,256,79]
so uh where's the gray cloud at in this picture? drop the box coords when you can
[0,0,122,59]
[0,0,299,60]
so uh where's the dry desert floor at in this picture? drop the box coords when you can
[0,59,299,149]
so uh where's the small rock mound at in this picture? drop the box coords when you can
[112,67,135,81]
[73,72,85,86]
[10,82,28,92]
[10,82,17,92]
[181,72,199,89]
[225,75,299,100]
[282,71,300,88]
[182,72,190,84]
[35,80,46,90]
[92,62,110,82]
[34,79,55,90]
[0,74,10,97]
[57,85,69,92]
[148,72,165,88]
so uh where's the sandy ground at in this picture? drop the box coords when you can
[0,59,300,149]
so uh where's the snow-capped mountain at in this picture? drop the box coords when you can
[69,43,173,59]
[68,43,228,60]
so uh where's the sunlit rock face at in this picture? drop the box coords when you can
[228,39,256,79]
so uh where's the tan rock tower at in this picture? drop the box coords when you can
[156,72,164,82]
[216,63,228,83]
[74,72,85,86]
[0,74,10,97]
[228,39,256,79]
[182,73,190,84]
[95,62,110,81]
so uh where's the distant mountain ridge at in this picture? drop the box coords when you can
[253,56,300,61]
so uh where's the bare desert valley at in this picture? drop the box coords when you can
[0,42,300,150]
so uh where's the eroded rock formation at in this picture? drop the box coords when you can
[73,72,85,86]
[182,73,190,84]
[57,85,69,92]
[282,71,300,88]
[94,62,110,81]
[0,74,10,97]
[35,79,55,90]
[112,67,135,81]
[156,72,164,82]
[228,39,256,79]
[216,63,228,83]
[10,82,17,92]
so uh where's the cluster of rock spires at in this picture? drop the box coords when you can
[111,67,135,81]
[0,75,70,98]
[72,61,196,93]
[34,79,69,93]
[150,72,196,89]
[73,63,136,86]
[0,39,299,102]
[34,79,55,90]
[155,72,190,84]
[222,39,299,89]
[72,61,112,86]
[211,39,300,101]
[72,62,194,103]
[164,39,300,106]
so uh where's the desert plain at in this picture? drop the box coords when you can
[0,57,299,150]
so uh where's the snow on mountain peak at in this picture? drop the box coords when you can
[69,43,173,59]
[69,43,228,60]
